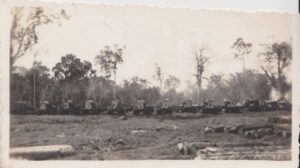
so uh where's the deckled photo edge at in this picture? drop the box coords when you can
[0,0,299,168]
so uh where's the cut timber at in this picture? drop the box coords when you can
[237,124,273,135]
[196,152,291,160]
[273,123,291,130]
[178,142,217,156]
[226,126,238,134]
[221,142,275,147]
[268,116,291,124]
[10,145,75,160]
[195,146,291,160]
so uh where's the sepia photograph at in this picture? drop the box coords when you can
[2,1,297,163]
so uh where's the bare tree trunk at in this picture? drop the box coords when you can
[194,48,209,105]
[28,91,31,106]
[99,93,102,106]
[70,80,75,103]
[242,56,246,71]
[33,54,37,110]
[113,70,117,100]
[160,80,162,91]
[99,80,102,106]
[160,79,163,93]
[92,78,96,100]
[33,70,36,109]
[277,58,282,100]
[197,78,202,105]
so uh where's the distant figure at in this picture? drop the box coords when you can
[203,97,208,108]
[182,101,186,107]
[187,98,192,108]
[207,98,215,108]
[112,99,119,110]
[137,98,146,109]
[224,97,232,107]
[40,100,49,110]
[162,99,169,109]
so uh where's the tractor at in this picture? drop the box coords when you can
[133,98,155,115]
[222,98,242,113]
[277,100,292,111]
[37,100,58,115]
[156,99,173,115]
[59,99,79,115]
[201,98,222,114]
[262,99,292,112]
[243,99,261,112]
[180,99,200,113]
[107,99,130,115]
[80,99,97,115]
[11,101,34,115]
[262,100,279,111]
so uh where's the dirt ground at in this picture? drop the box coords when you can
[10,111,291,160]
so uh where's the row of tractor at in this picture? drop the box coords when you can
[11,97,292,115]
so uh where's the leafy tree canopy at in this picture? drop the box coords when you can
[52,54,95,82]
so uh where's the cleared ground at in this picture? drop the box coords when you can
[10,111,291,160]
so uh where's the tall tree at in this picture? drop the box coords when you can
[194,48,209,104]
[32,52,38,109]
[53,54,95,81]
[119,76,149,105]
[10,7,69,66]
[87,76,112,106]
[207,73,226,89]
[11,63,50,108]
[231,37,252,71]
[52,54,95,102]
[153,63,164,91]
[28,61,50,107]
[259,42,292,100]
[95,44,125,99]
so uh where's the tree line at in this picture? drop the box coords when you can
[10,8,292,110]
[11,40,291,109]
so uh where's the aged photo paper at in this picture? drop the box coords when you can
[0,0,299,168]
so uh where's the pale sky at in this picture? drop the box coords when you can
[15,4,293,90]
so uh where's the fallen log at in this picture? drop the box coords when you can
[212,146,289,152]
[237,124,273,135]
[195,147,291,160]
[196,153,291,160]
[198,150,290,157]
[226,126,238,134]
[221,141,276,147]
[214,126,225,133]
[10,145,75,160]
[268,116,291,124]
[273,123,291,130]
[275,130,291,138]
[178,141,217,155]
